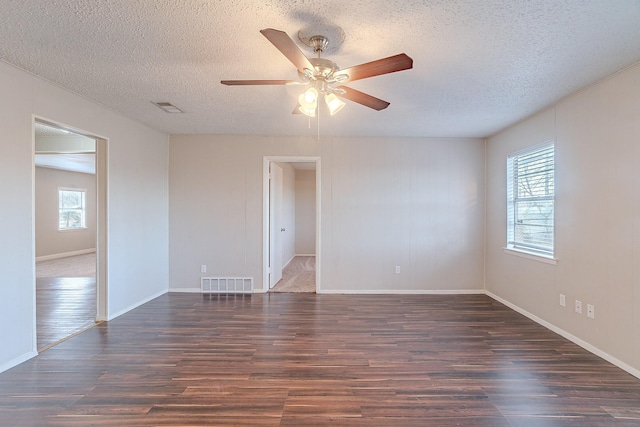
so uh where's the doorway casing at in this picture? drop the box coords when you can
[32,117,108,352]
[262,156,320,293]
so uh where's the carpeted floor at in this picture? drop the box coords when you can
[270,256,316,293]
[36,253,96,278]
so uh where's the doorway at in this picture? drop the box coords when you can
[263,157,320,293]
[33,119,107,351]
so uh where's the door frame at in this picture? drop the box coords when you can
[32,117,109,351]
[262,156,321,293]
[268,162,283,289]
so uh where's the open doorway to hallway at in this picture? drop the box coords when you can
[33,120,106,351]
[264,157,319,293]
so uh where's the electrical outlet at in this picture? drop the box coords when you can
[575,300,582,314]
[395,265,401,274]
[559,294,566,307]
[587,304,595,319]
[201,264,207,273]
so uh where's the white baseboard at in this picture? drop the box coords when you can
[107,289,167,321]
[168,288,202,293]
[36,248,96,262]
[283,255,296,269]
[485,291,640,380]
[0,350,37,374]
[318,289,486,295]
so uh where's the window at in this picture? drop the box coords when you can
[507,142,554,258]
[58,188,86,230]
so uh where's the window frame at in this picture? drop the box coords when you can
[58,187,87,231]
[506,141,555,261]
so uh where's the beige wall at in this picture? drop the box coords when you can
[295,169,316,255]
[485,62,640,374]
[169,135,485,293]
[35,167,97,257]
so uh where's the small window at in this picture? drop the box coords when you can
[507,142,554,257]
[58,188,86,230]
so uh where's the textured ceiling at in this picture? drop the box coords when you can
[2,1,640,138]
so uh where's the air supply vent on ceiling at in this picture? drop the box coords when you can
[152,101,183,113]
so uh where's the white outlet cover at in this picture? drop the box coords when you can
[587,304,595,319]
[560,294,566,307]
[575,300,582,314]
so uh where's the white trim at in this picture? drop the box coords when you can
[485,291,640,380]
[106,289,167,321]
[168,288,202,293]
[262,158,269,292]
[31,116,38,352]
[503,247,557,265]
[36,248,96,262]
[319,289,486,295]
[0,351,38,374]
[295,253,316,257]
[263,156,321,293]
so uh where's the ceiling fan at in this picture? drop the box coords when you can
[221,28,413,117]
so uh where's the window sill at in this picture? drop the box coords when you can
[58,227,88,232]
[503,247,557,265]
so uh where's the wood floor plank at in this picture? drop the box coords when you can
[1,293,639,426]
[36,276,96,350]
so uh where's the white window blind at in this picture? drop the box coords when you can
[507,143,554,257]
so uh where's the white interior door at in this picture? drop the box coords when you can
[269,163,283,288]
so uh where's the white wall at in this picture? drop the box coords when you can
[35,167,97,257]
[295,169,316,255]
[169,135,485,293]
[0,60,169,372]
[485,62,640,374]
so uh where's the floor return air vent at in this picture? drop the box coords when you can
[201,277,253,294]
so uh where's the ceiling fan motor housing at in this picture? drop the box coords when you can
[309,35,329,54]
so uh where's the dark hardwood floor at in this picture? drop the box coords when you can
[36,276,97,350]
[2,293,640,426]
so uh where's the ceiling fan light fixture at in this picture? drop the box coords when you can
[221,28,414,122]
[325,93,345,115]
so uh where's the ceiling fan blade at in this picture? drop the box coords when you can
[336,86,390,111]
[336,53,413,83]
[260,28,315,73]
[221,79,298,85]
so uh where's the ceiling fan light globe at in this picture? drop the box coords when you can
[298,104,316,117]
[298,94,317,112]
[325,93,346,115]
[300,87,318,105]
